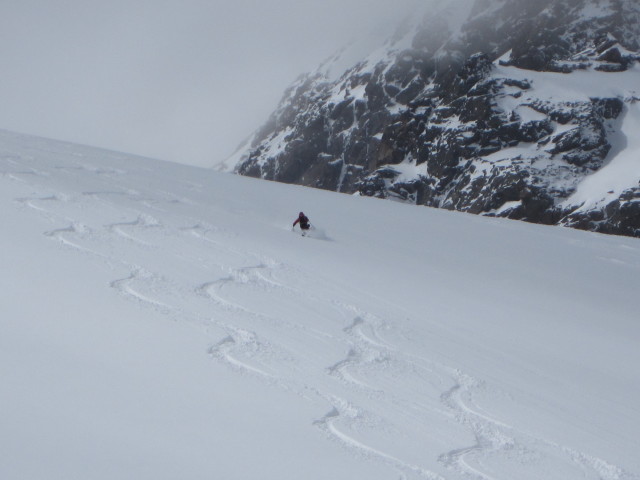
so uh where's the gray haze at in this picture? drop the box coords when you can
[0,0,421,167]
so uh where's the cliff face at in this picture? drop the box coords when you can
[224,0,640,237]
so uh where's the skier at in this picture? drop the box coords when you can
[293,211,310,235]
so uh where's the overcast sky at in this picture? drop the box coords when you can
[0,0,422,167]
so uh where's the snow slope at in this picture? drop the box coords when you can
[2,130,639,480]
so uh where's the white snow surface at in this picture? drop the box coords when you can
[2,130,639,480]
[493,63,640,104]
[565,101,640,210]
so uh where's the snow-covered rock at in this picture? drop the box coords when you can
[223,0,640,238]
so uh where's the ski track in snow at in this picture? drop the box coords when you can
[438,368,638,480]
[43,222,97,254]
[81,189,138,198]
[207,330,275,379]
[313,396,445,480]
[197,263,290,309]
[195,260,338,344]
[105,214,163,246]
[327,315,393,392]
[196,261,455,477]
[562,446,630,480]
[438,370,515,480]
[1,158,48,182]
[109,268,174,314]
[6,149,637,480]
[15,194,65,212]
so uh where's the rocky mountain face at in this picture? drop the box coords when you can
[223,0,640,238]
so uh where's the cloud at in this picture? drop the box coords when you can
[0,0,422,166]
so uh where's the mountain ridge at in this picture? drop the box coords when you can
[223,0,640,238]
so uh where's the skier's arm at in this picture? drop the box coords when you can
[293,218,300,227]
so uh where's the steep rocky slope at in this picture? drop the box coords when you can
[222,0,640,237]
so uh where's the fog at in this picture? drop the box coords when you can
[0,0,422,167]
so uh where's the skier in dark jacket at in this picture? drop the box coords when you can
[293,212,310,234]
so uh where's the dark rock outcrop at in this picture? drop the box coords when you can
[225,0,640,238]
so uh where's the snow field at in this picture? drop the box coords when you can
[1,130,639,480]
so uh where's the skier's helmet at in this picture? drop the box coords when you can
[299,212,304,217]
